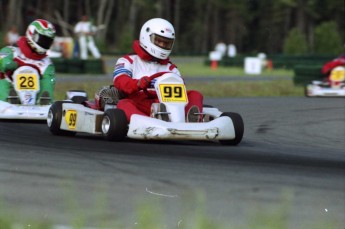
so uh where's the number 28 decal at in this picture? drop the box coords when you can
[65,110,77,129]
[159,84,188,102]
[15,73,39,90]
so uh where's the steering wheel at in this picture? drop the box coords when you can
[143,71,170,98]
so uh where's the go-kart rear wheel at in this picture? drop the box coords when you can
[304,84,311,97]
[101,109,128,141]
[219,112,244,146]
[47,101,76,136]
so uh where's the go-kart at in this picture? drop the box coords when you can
[47,72,244,145]
[305,66,345,97]
[0,66,51,120]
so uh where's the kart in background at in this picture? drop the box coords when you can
[0,66,51,120]
[47,72,244,145]
[305,66,345,97]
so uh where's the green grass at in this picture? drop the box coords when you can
[188,80,304,97]
[103,56,294,77]
[54,79,304,101]
[55,59,301,100]
[176,62,293,77]
[0,190,340,229]
[59,56,301,100]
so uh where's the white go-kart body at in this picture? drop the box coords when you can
[0,66,49,120]
[305,66,345,97]
[47,73,244,145]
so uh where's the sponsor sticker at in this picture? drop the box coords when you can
[65,110,77,129]
[115,63,125,70]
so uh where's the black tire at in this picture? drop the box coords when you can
[101,109,128,141]
[202,104,215,122]
[47,101,76,136]
[304,84,311,97]
[71,95,88,104]
[219,112,244,146]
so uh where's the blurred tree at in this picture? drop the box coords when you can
[95,0,114,43]
[0,0,343,54]
[283,27,308,54]
[313,21,343,55]
[6,0,24,32]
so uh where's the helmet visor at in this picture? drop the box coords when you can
[33,33,54,49]
[150,34,174,50]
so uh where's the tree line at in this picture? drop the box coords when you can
[0,0,344,55]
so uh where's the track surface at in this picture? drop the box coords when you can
[0,97,344,228]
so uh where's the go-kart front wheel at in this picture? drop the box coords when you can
[47,101,76,136]
[101,109,128,141]
[219,112,244,146]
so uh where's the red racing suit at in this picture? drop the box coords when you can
[322,54,345,75]
[321,54,345,86]
[113,40,203,122]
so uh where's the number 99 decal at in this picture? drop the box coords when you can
[65,110,77,129]
[159,84,188,102]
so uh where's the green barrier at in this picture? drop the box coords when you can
[293,65,324,85]
[51,58,68,73]
[52,58,105,74]
[83,59,105,74]
[205,55,335,70]
[268,55,334,69]
[67,59,84,73]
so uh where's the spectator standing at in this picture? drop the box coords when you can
[74,15,101,60]
[4,26,20,46]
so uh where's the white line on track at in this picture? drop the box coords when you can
[145,187,178,198]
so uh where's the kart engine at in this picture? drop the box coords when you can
[96,86,124,109]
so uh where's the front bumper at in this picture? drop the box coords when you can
[127,114,235,140]
[0,101,50,120]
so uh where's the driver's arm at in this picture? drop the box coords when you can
[41,64,56,101]
[0,47,18,73]
[113,57,150,95]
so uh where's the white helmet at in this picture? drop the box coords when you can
[139,18,175,60]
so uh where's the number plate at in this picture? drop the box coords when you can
[15,73,39,90]
[65,110,77,129]
[159,84,187,102]
[329,69,345,82]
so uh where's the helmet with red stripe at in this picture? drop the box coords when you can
[26,19,56,54]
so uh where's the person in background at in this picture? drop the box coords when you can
[0,19,56,104]
[74,15,101,60]
[215,40,227,57]
[322,52,345,75]
[4,25,20,46]
[321,52,345,86]
[112,18,203,122]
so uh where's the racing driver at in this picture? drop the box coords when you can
[0,19,56,105]
[113,18,203,122]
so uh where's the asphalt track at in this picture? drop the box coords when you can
[0,97,344,228]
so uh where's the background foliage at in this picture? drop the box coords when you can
[283,27,308,54]
[0,0,344,55]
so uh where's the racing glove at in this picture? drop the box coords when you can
[114,74,151,95]
[0,47,18,73]
[137,76,151,90]
[0,59,18,73]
